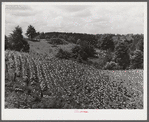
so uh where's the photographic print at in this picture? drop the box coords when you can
[2,2,147,120]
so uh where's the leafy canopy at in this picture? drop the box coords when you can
[26,25,37,39]
[5,26,30,52]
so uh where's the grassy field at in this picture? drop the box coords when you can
[28,39,76,56]
[5,50,143,109]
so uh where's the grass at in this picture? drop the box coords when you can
[28,39,76,56]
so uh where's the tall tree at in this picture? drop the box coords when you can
[39,32,45,39]
[26,25,37,40]
[114,41,130,69]
[99,35,115,51]
[136,39,144,52]
[5,35,9,50]
[8,26,30,52]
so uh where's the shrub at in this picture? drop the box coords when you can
[83,45,97,58]
[71,41,97,61]
[58,34,67,40]
[93,50,113,69]
[45,35,51,39]
[104,50,113,62]
[39,32,45,39]
[71,45,88,61]
[76,39,81,45]
[56,49,71,59]
[103,61,121,70]
[67,36,76,43]
[48,38,68,45]
[129,49,143,69]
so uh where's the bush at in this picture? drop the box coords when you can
[71,41,97,61]
[71,45,88,61]
[103,61,121,70]
[48,38,68,45]
[129,49,143,69]
[92,50,113,69]
[56,49,71,59]
[39,32,45,39]
[58,34,67,40]
[45,35,51,39]
[67,36,76,43]
[104,50,113,62]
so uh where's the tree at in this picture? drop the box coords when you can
[7,26,30,52]
[71,40,96,61]
[5,35,10,50]
[39,32,45,39]
[136,39,143,52]
[67,36,76,43]
[129,49,143,69]
[49,38,67,45]
[58,34,67,40]
[71,45,88,61]
[114,41,130,69]
[76,39,81,45]
[26,25,37,40]
[100,35,115,51]
[45,35,51,39]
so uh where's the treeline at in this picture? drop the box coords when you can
[44,32,143,51]
[55,37,143,70]
[5,25,144,70]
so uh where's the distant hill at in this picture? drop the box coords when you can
[25,32,144,62]
[45,32,143,50]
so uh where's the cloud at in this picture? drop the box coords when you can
[5,5,40,17]
[4,3,145,36]
[56,5,92,13]
[11,11,37,17]
[73,9,92,18]
[5,5,32,10]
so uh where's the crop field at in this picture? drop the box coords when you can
[5,50,143,109]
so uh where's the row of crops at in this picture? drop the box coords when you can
[5,50,143,109]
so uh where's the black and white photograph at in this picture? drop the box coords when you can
[1,1,147,120]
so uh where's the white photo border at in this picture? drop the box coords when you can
[1,2,147,120]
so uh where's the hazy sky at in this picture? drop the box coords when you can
[5,2,145,36]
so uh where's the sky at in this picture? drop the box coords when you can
[5,2,145,36]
